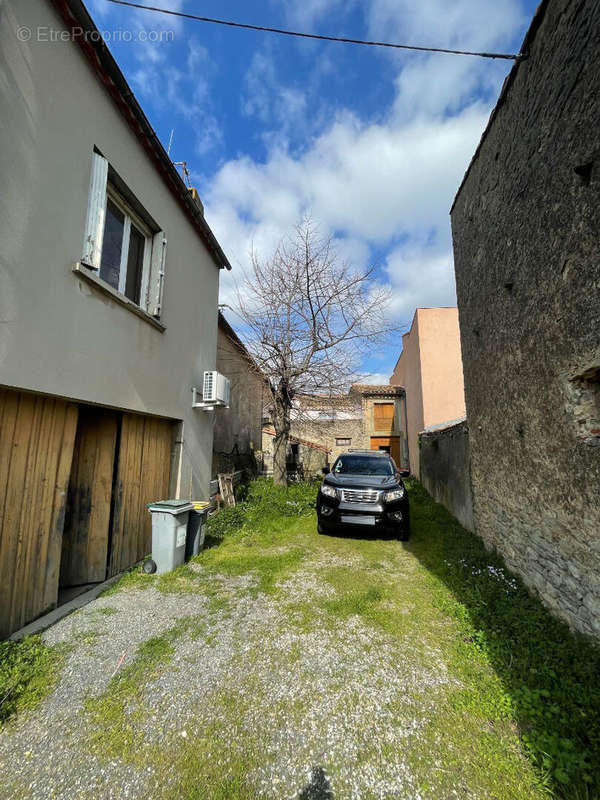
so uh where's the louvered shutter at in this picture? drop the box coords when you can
[147,231,167,318]
[81,152,108,269]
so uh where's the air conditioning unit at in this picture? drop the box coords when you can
[192,371,230,409]
[203,370,230,405]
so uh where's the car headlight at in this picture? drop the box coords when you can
[384,487,405,502]
[321,484,337,499]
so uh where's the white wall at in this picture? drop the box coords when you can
[0,0,222,498]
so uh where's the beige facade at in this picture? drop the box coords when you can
[213,314,264,477]
[390,308,466,477]
[0,0,230,634]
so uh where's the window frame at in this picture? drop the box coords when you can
[335,437,352,446]
[103,183,153,304]
[81,151,167,321]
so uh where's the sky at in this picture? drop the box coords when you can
[86,0,539,382]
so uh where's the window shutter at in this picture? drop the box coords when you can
[147,231,167,318]
[81,152,108,269]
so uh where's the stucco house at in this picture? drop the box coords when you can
[390,308,466,477]
[213,312,265,477]
[0,0,230,636]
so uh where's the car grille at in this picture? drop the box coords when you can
[340,488,380,504]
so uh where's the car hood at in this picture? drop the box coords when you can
[324,474,398,490]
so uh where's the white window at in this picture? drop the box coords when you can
[81,152,167,317]
[336,437,351,446]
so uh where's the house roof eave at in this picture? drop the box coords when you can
[49,0,232,271]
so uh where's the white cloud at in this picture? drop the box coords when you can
[206,103,489,298]
[202,0,530,343]
[384,241,457,322]
[359,372,391,385]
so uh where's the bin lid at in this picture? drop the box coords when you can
[147,500,194,515]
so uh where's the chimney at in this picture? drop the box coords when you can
[188,187,204,216]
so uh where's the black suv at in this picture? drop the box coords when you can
[317,450,411,540]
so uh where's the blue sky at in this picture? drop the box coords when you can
[87,0,539,381]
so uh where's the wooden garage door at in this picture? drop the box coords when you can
[0,389,78,637]
[60,408,118,587]
[109,414,173,576]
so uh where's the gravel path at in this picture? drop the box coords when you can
[0,548,453,800]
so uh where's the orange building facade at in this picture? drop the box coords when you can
[390,307,466,477]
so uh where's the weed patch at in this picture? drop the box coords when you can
[406,479,600,797]
[85,615,212,762]
[0,636,66,726]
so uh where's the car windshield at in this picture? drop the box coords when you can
[332,455,393,476]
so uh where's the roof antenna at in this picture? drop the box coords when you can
[173,160,191,188]
[167,128,175,156]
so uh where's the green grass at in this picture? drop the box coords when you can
[0,636,66,726]
[85,616,207,762]
[80,476,600,799]
[404,479,600,798]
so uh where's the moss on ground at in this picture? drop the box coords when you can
[0,636,67,726]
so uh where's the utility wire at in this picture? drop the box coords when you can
[105,0,526,61]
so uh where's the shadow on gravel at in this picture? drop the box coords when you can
[299,766,334,800]
[405,479,600,799]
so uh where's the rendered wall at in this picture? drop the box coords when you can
[419,421,474,533]
[451,0,600,637]
[0,0,221,498]
[391,308,466,477]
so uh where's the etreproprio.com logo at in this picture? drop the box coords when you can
[16,25,175,43]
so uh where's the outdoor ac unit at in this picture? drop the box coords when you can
[203,371,230,406]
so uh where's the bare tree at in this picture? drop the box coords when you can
[234,218,393,485]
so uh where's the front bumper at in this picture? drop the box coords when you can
[317,492,409,533]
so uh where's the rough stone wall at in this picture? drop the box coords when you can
[260,430,328,477]
[419,421,474,533]
[451,0,600,637]
[213,328,264,478]
[292,417,364,465]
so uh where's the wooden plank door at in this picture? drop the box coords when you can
[0,389,78,637]
[109,414,173,576]
[373,403,395,433]
[60,408,118,586]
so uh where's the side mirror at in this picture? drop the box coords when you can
[399,469,410,478]
[321,467,329,475]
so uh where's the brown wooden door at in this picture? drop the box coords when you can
[370,436,401,467]
[0,389,78,637]
[373,403,394,433]
[60,408,118,587]
[109,414,173,576]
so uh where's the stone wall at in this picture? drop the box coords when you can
[213,322,264,478]
[419,420,474,533]
[292,417,364,466]
[451,0,600,637]
[261,429,328,477]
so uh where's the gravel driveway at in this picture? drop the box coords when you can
[0,509,545,800]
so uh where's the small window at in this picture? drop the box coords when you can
[98,190,151,304]
[82,152,167,317]
[335,437,351,446]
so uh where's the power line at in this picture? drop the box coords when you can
[105,0,526,61]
